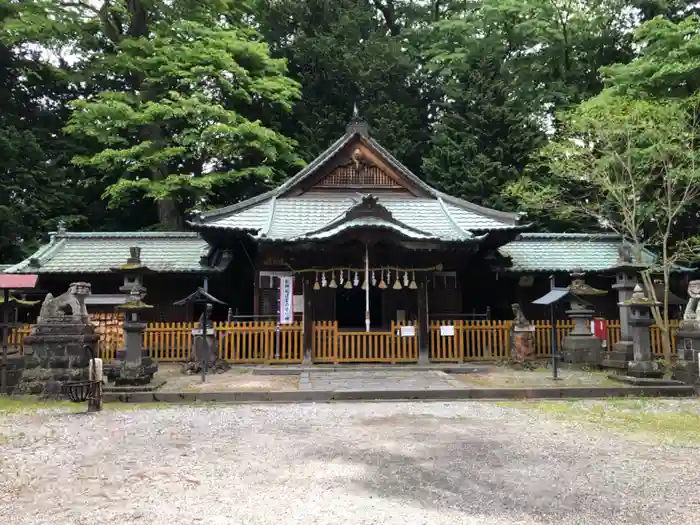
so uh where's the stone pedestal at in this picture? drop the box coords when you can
[561,300,603,366]
[511,326,535,363]
[603,340,634,370]
[17,316,100,398]
[192,328,218,365]
[603,271,637,370]
[115,320,157,386]
[183,328,228,374]
[672,328,700,384]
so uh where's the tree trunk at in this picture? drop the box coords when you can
[157,198,181,230]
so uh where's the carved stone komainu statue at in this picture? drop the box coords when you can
[37,281,91,324]
[681,280,700,328]
[511,303,534,363]
[674,280,700,384]
[16,282,99,398]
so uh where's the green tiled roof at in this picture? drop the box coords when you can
[4,230,656,276]
[192,123,524,243]
[498,233,655,272]
[5,232,228,274]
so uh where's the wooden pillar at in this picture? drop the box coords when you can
[303,278,313,364]
[253,269,260,316]
[417,273,429,364]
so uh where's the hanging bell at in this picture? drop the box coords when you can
[353,271,359,287]
[313,272,320,291]
[361,276,367,290]
[329,271,337,289]
[409,270,418,290]
[344,270,353,289]
[393,270,402,290]
[321,272,327,288]
[403,271,409,287]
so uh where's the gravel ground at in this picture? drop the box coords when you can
[2,401,700,525]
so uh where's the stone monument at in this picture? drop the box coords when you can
[510,303,534,363]
[16,282,100,398]
[672,279,700,384]
[111,247,158,385]
[561,274,607,366]
[622,284,663,378]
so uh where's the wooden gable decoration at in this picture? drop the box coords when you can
[303,139,421,194]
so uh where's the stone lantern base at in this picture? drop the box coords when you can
[672,329,700,385]
[602,340,633,370]
[561,334,605,366]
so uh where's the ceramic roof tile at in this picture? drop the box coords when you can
[257,194,471,241]
[443,202,522,231]
[5,232,215,274]
[499,233,643,272]
[194,123,523,238]
[294,217,435,241]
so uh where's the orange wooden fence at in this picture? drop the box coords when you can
[429,320,511,361]
[143,322,193,361]
[217,321,303,363]
[313,321,417,363]
[3,318,682,363]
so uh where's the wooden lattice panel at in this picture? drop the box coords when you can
[316,164,400,188]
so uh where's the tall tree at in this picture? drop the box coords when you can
[508,94,700,369]
[5,0,302,229]
[419,0,634,210]
[256,0,432,173]
[0,0,95,260]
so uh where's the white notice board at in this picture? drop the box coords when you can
[440,325,455,336]
[400,325,416,337]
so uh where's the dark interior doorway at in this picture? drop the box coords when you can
[336,288,382,329]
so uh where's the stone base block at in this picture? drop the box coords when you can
[114,356,158,386]
[561,335,604,366]
[15,366,89,398]
[0,355,25,394]
[602,341,633,370]
[672,361,699,385]
[627,360,663,379]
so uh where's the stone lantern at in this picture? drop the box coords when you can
[111,247,158,385]
[561,274,607,365]
[621,284,662,378]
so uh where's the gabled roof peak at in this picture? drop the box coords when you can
[346,103,370,137]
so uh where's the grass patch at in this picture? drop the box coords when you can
[0,395,78,414]
[458,368,621,388]
[503,399,700,445]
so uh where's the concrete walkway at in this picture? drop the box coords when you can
[300,370,463,391]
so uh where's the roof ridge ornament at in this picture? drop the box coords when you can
[346,103,370,136]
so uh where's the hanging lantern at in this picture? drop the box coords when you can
[393,270,402,290]
[371,270,377,287]
[409,270,418,290]
[353,271,359,287]
[329,271,337,289]
[321,272,327,288]
[378,269,387,289]
[403,271,409,287]
[313,272,320,290]
[339,269,345,285]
